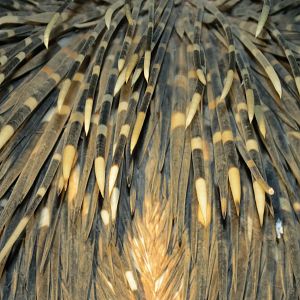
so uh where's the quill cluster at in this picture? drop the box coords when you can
[0,0,300,298]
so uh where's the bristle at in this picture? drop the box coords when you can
[234,28,282,98]
[255,0,271,38]
[143,1,154,82]
[44,0,72,48]
[205,4,236,101]
[109,84,142,196]
[130,12,175,153]
[105,0,124,29]
[118,2,141,72]
[94,52,119,196]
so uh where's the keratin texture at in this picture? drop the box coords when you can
[0,0,300,299]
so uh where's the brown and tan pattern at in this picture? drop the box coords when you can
[0,0,300,299]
